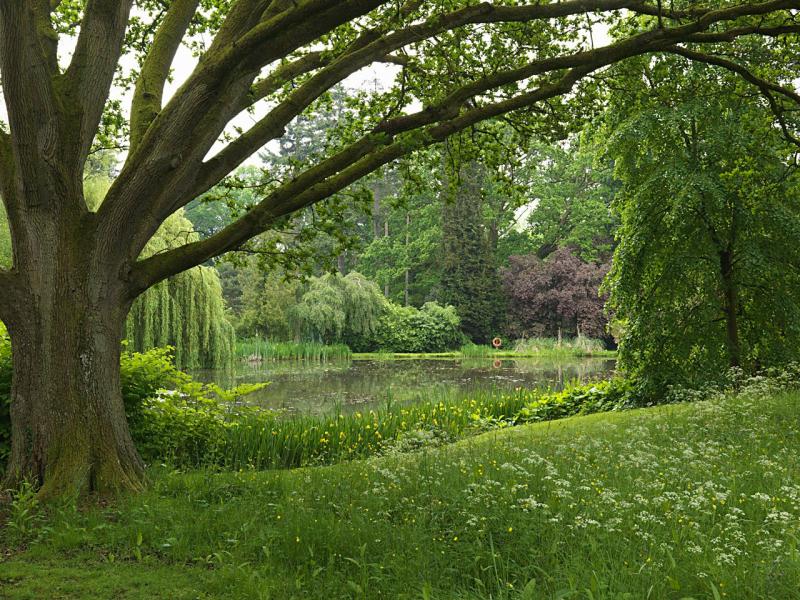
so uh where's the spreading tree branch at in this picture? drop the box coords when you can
[105,0,799,249]
[130,0,201,154]
[249,52,329,104]
[130,49,645,291]
[64,0,134,165]
[103,2,380,243]
[189,0,798,205]
[102,0,800,295]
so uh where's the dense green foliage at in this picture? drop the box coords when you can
[233,267,301,340]
[124,211,236,369]
[197,121,616,352]
[603,58,800,389]
[227,266,465,353]
[356,164,443,306]
[356,302,463,353]
[6,388,800,598]
[290,272,387,345]
[524,138,618,262]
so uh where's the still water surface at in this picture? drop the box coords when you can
[192,358,616,415]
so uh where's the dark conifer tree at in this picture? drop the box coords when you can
[440,162,504,343]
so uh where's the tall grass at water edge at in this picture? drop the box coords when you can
[235,337,611,361]
[140,379,623,471]
[143,363,800,473]
[236,338,352,361]
[460,336,612,358]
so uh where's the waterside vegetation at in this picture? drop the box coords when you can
[235,337,614,363]
[0,341,621,473]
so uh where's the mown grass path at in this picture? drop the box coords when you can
[2,392,800,599]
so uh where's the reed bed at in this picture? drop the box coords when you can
[512,336,610,356]
[144,387,535,470]
[236,339,352,361]
[459,337,612,358]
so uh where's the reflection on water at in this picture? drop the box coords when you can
[191,358,616,416]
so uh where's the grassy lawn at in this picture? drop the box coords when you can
[3,391,800,599]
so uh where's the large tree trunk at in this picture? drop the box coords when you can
[2,264,144,500]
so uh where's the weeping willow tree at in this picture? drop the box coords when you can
[291,272,387,344]
[86,178,235,369]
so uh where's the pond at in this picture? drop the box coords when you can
[192,357,616,415]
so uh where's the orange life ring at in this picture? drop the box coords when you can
[491,337,502,348]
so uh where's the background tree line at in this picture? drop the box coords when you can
[6,54,799,388]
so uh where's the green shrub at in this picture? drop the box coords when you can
[515,378,632,422]
[120,345,186,426]
[131,381,266,466]
[0,341,263,469]
[357,302,462,353]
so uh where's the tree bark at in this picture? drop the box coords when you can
[2,261,144,500]
[404,211,410,306]
[719,249,741,369]
[383,220,390,298]
[337,253,346,275]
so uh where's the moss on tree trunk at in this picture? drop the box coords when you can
[2,284,144,500]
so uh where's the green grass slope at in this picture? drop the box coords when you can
[3,391,800,599]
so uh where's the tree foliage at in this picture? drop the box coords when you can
[603,56,800,387]
[524,137,618,262]
[365,302,463,353]
[124,211,236,369]
[355,153,444,306]
[234,264,301,339]
[503,248,610,340]
[290,272,387,344]
[441,160,505,343]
